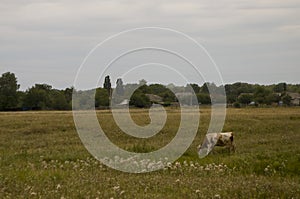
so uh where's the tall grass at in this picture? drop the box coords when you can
[0,108,299,198]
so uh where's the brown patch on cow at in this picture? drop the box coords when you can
[215,132,235,153]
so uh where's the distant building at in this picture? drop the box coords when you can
[145,94,163,104]
[117,99,129,106]
[249,101,256,106]
[286,92,300,106]
[292,98,300,106]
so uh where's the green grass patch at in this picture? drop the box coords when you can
[0,108,299,198]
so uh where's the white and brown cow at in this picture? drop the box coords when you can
[198,132,235,157]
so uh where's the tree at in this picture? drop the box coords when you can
[64,87,74,107]
[145,84,176,104]
[103,75,112,106]
[225,84,238,104]
[23,84,52,110]
[162,90,176,103]
[139,79,147,85]
[253,86,271,104]
[148,84,170,96]
[200,83,209,94]
[0,72,20,110]
[116,78,124,95]
[225,82,255,104]
[138,84,149,93]
[103,75,111,95]
[129,90,151,108]
[95,88,109,107]
[17,91,26,108]
[50,90,69,110]
[197,93,211,104]
[24,88,48,109]
[265,93,281,105]
[35,84,52,91]
[282,94,292,106]
[273,83,287,93]
[238,93,253,105]
[189,83,200,93]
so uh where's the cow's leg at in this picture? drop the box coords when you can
[230,143,235,153]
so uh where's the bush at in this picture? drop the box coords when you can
[129,91,151,108]
[233,102,241,108]
[197,93,211,104]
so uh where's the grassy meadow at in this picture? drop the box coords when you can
[0,108,300,198]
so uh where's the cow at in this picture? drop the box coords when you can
[198,132,235,157]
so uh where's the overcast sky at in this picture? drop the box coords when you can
[0,0,299,90]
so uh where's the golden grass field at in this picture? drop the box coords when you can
[0,107,300,198]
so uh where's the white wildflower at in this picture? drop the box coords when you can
[264,167,269,172]
[120,190,125,195]
[167,162,172,168]
[56,184,61,189]
[183,161,188,167]
[113,186,120,191]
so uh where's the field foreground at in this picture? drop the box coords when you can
[0,108,300,198]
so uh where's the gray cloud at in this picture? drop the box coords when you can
[0,0,299,90]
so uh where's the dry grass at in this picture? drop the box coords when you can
[0,108,300,198]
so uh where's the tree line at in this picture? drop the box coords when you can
[0,72,299,111]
